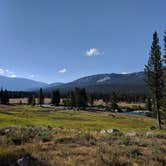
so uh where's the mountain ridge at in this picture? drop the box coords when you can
[43,71,147,95]
[0,75,48,91]
[0,72,147,94]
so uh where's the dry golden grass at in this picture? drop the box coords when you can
[9,98,64,104]
[0,127,166,166]
[0,104,166,165]
[118,102,146,108]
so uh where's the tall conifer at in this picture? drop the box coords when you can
[144,31,163,129]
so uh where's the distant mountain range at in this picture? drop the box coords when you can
[0,75,48,91]
[43,72,147,95]
[0,72,147,94]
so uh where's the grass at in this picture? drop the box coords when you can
[0,127,166,165]
[0,104,166,165]
[0,104,158,132]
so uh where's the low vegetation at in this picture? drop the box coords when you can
[0,105,158,131]
[0,124,166,165]
[0,105,166,165]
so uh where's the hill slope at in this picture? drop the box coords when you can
[45,72,147,94]
[0,75,48,91]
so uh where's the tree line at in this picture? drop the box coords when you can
[0,86,148,107]
[0,89,9,104]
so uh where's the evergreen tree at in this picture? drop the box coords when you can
[28,95,33,105]
[146,97,152,112]
[89,93,94,106]
[38,88,44,106]
[74,87,81,107]
[162,30,166,107]
[68,88,87,108]
[51,90,60,106]
[144,31,163,129]
[0,89,9,105]
[79,88,87,107]
[4,90,9,104]
[103,94,110,105]
[164,30,166,62]
[28,95,36,106]
[31,95,36,106]
[110,92,119,110]
[0,88,4,104]
[70,91,75,106]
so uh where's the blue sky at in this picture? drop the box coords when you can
[0,0,165,83]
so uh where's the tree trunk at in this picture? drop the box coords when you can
[156,100,161,129]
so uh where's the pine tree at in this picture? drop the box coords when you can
[144,31,163,129]
[111,92,119,110]
[162,30,166,107]
[89,93,94,106]
[51,90,60,106]
[0,89,9,105]
[38,88,44,106]
[70,91,75,106]
[28,95,36,106]
[146,97,152,112]
[80,88,87,107]
[74,87,81,108]
[103,94,110,105]
[31,95,36,106]
[164,30,166,62]
[4,90,9,104]
[28,95,33,105]
[69,88,87,108]
[0,88,3,104]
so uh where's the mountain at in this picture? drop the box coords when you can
[0,75,48,91]
[44,72,147,95]
[44,82,64,88]
[0,72,147,94]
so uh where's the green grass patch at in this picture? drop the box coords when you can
[0,105,163,132]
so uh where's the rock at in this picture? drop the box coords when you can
[146,132,155,138]
[106,128,120,134]
[17,154,36,166]
[17,154,49,166]
[4,128,10,134]
[0,126,16,136]
[126,132,137,137]
[100,129,106,135]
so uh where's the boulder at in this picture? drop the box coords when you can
[126,132,137,137]
[100,129,106,135]
[146,132,155,138]
[106,128,120,134]
[4,128,10,134]
[17,154,49,166]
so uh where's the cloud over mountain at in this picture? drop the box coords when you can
[86,48,103,56]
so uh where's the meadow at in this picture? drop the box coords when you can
[0,104,155,132]
[0,104,166,166]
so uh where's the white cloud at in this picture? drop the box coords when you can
[59,68,67,73]
[0,68,17,77]
[0,68,5,75]
[86,48,103,57]
[10,74,17,78]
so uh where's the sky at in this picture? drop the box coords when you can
[0,0,166,83]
